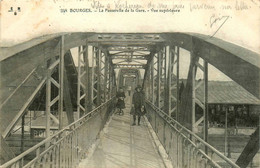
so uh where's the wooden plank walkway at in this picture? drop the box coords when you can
[78,95,166,168]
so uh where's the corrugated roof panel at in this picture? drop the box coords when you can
[195,81,260,105]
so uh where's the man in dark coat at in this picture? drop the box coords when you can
[131,85,145,125]
[116,87,126,114]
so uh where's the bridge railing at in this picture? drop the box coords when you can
[145,101,240,168]
[0,98,115,168]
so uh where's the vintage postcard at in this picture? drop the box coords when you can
[0,0,260,167]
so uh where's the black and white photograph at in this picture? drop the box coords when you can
[0,0,260,167]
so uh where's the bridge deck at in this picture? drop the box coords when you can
[78,95,166,168]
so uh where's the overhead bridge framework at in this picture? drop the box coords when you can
[0,33,259,168]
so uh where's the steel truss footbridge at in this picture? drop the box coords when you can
[0,33,259,168]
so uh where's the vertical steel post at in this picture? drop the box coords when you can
[163,46,169,114]
[167,46,178,118]
[46,69,51,148]
[204,61,208,153]
[59,35,64,129]
[107,56,109,100]
[30,111,31,131]
[107,59,110,99]
[84,43,91,113]
[148,66,152,101]
[191,54,196,133]
[107,57,111,99]
[148,64,152,101]
[104,55,108,102]
[21,113,25,153]
[111,65,114,96]
[157,52,161,108]
[151,58,154,104]
[143,67,149,97]
[166,46,172,115]
[112,68,116,96]
[176,47,180,121]
[96,48,101,105]
[109,57,113,99]
[225,105,228,156]
[88,45,93,111]
[77,46,82,120]
[91,46,95,107]
[19,112,25,167]
[146,67,150,100]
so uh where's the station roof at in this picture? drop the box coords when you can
[195,81,260,105]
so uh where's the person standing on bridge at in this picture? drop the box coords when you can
[131,85,145,126]
[116,87,126,115]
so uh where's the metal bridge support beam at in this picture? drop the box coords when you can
[108,56,114,99]
[153,51,165,109]
[156,49,166,110]
[110,61,114,98]
[63,55,74,124]
[146,67,151,100]
[153,54,158,106]
[204,61,209,152]
[191,55,197,132]
[165,46,171,115]
[112,69,117,96]
[149,47,166,110]
[162,47,167,112]
[20,113,25,154]
[146,61,151,101]
[91,47,97,108]
[45,36,65,147]
[100,50,106,103]
[107,57,111,100]
[107,61,111,99]
[156,53,161,108]
[236,127,259,168]
[179,47,199,130]
[147,62,153,102]
[96,48,102,105]
[180,45,209,139]
[176,47,180,121]
[77,46,86,119]
[165,46,180,119]
[161,49,167,110]
[59,36,64,129]
[143,53,154,98]
[143,57,153,99]
[83,43,92,113]
[150,58,155,104]
[46,68,51,146]
[192,58,209,135]
[142,67,148,96]
[103,57,107,102]
[106,56,110,99]
[46,57,61,148]
[92,46,102,106]
[103,53,109,102]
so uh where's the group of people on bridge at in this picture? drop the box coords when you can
[116,85,146,126]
